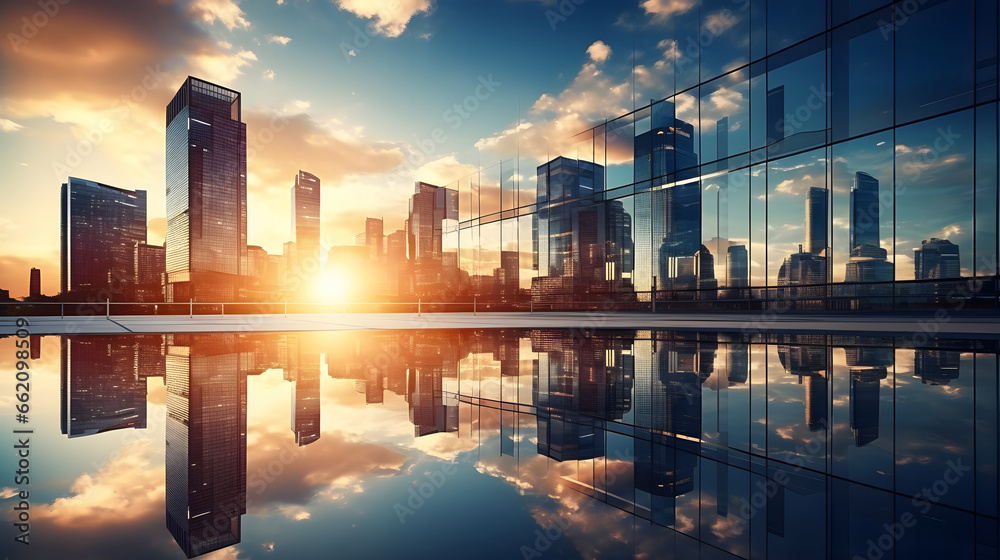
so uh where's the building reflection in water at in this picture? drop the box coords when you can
[57,329,997,559]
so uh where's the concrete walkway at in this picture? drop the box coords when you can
[3,311,1000,336]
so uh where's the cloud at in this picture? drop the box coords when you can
[263,68,276,80]
[0,118,24,133]
[188,0,251,30]
[933,223,963,239]
[191,49,258,83]
[37,441,163,529]
[475,46,632,164]
[413,155,478,186]
[334,0,433,38]
[642,0,699,22]
[586,40,612,64]
[267,34,292,46]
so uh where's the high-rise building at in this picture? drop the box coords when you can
[29,268,40,298]
[849,172,880,251]
[364,217,384,262]
[407,182,458,294]
[134,242,166,302]
[165,77,247,302]
[290,171,321,297]
[727,244,749,288]
[60,177,147,299]
[914,238,961,280]
[165,335,247,558]
[805,186,828,256]
[845,244,894,283]
[386,229,410,298]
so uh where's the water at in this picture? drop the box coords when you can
[3,329,998,559]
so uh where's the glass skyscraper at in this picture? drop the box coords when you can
[165,77,247,302]
[440,0,998,311]
[60,177,147,299]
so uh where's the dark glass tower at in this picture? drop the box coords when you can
[805,186,828,256]
[849,172,880,251]
[290,170,321,296]
[60,177,147,299]
[165,77,247,302]
[29,268,41,297]
[60,336,147,438]
[165,334,247,558]
[914,238,961,279]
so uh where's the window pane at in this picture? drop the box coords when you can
[895,0,974,124]
[701,71,750,165]
[767,0,825,55]
[767,148,828,286]
[894,110,975,280]
[831,8,894,141]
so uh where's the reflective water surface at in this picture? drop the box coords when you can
[3,329,999,560]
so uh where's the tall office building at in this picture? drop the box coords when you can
[134,242,166,302]
[727,244,749,288]
[290,170,321,296]
[407,182,458,294]
[165,335,247,558]
[165,77,247,302]
[29,268,41,297]
[364,217,384,262]
[849,172,880,251]
[805,186,828,256]
[60,177,147,298]
[914,238,961,280]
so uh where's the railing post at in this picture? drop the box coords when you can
[651,276,657,313]
[189,298,193,318]
[418,298,421,317]
[106,298,110,319]
[284,297,287,319]
[61,302,64,319]
[474,298,477,316]
[530,299,533,314]
[221,303,224,316]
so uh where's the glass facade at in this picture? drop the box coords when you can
[165,77,248,303]
[443,0,999,310]
[60,177,147,300]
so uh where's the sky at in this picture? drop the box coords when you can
[0,0,661,298]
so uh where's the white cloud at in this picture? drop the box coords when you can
[413,155,478,186]
[0,118,24,133]
[218,40,233,49]
[188,0,251,30]
[191,49,258,82]
[267,34,292,45]
[276,0,285,4]
[334,0,432,38]
[586,40,611,64]
[642,0,699,22]
[934,223,963,239]
[262,68,276,80]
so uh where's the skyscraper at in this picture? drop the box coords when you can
[849,172,880,251]
[727,244,749,288]
[407,182,458,294]
[60,177,147,298]
[29,268,40,298]
[134,242,166,302]
[364,217,384,262]
[165,77,247,302]
[914,238,961,279]
[165,335,247,558]
[290,170,321,296]
[805,186,828,256]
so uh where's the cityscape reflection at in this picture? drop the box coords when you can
[41,329,999,559]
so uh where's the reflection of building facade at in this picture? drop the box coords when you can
[60,337,148,437]
[777,343,828,432]
[287,336,321,446]
[407,182,459,296]
[165,335,247,558]
[845,346,892,447]
[532,157,634,302]
[914,238,961,280]
[165,77,247,302]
